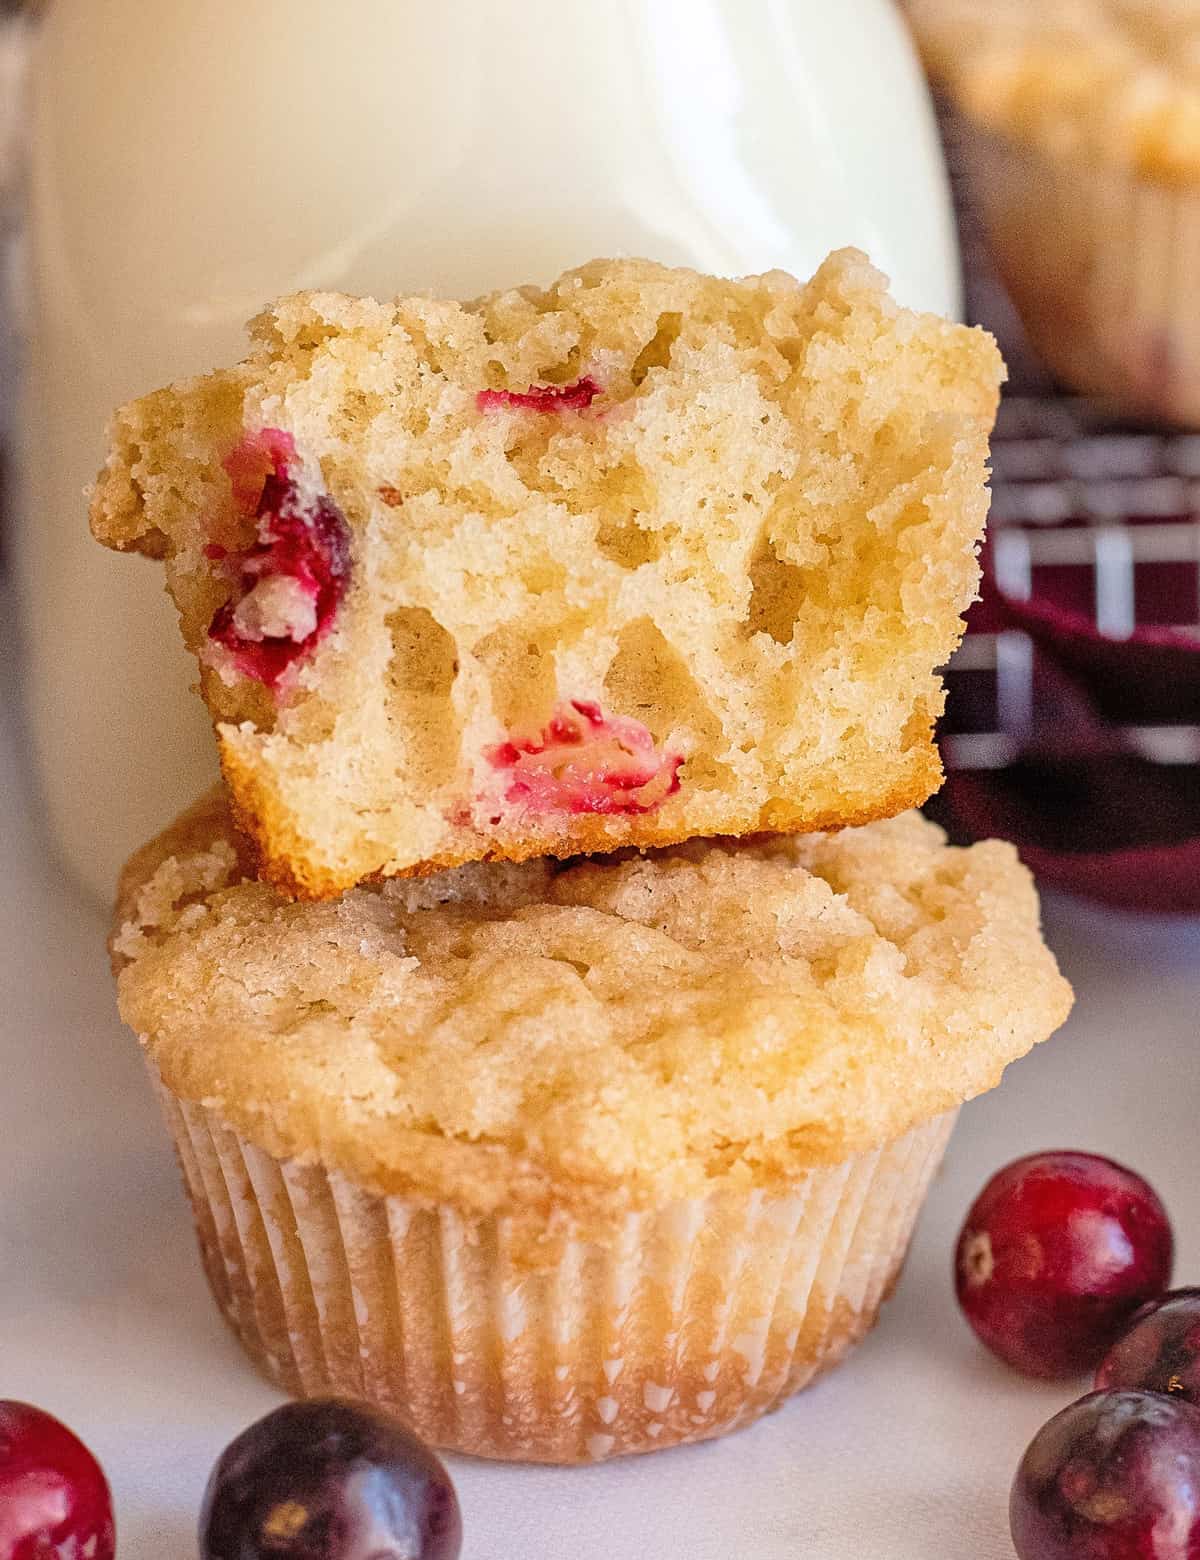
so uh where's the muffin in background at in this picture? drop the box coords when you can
[110,790,1072,1463]
[908,0,1200,426]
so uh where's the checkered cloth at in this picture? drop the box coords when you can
[934,108,1200,912]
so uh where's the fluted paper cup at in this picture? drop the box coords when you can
[156,1079,956,1463]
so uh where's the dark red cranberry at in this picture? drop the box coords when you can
[955,1151,1173,1378]
[1011,1391,1200,1559]
[0,1401,115,1560]
[1097,1290,1200,1403]
[199,1399,461,1560]
[476,375,601,413]
[208,429,351,688]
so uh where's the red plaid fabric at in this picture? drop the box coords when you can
[932,109,1200,912]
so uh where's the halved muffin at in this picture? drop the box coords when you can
[92,251,1002,896]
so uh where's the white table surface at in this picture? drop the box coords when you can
[3,604,1199,1560]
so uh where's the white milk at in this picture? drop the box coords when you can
[15,0,958,901]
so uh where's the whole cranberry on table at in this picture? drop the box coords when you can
[200,1398,461,1560]
[1011,1391,1200,1559]
[0,1400,114,1560]
[955,1151,1174,1378]
[1097,1290,1200,1404]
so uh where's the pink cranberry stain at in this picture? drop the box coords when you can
[475,376,602,414]
[223,425,297,510]
[486,699,682,817]
[206,429,351,688]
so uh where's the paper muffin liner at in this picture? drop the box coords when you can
[961,123,1200,427]
[155,1079,956,1463]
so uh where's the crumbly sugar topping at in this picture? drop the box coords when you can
[113,790,1072,1224]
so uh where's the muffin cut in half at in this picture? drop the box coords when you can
[92,251,1003,897]
[112,791,1071,1462]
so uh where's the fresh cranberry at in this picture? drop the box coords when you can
[484,698,682,818]
[1097,1290,1200,1403]
[0,1401,114,1560]
[1011,1391,1200,1559]
[207,429,351,688]
[955,1151,1174,1379]
[199,1399,461,1560]
[476,375,601,413]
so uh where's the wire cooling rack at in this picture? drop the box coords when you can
[938,105,1200,772]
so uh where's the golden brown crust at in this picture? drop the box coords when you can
[229,739,944,901]
[113,790,1072,1227]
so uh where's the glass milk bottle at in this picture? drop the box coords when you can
[15,0,958,902]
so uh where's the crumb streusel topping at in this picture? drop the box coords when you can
[113,790,1072,1225]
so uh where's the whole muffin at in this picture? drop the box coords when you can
[112,792,1071,1462]
[909,0,1200,423]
